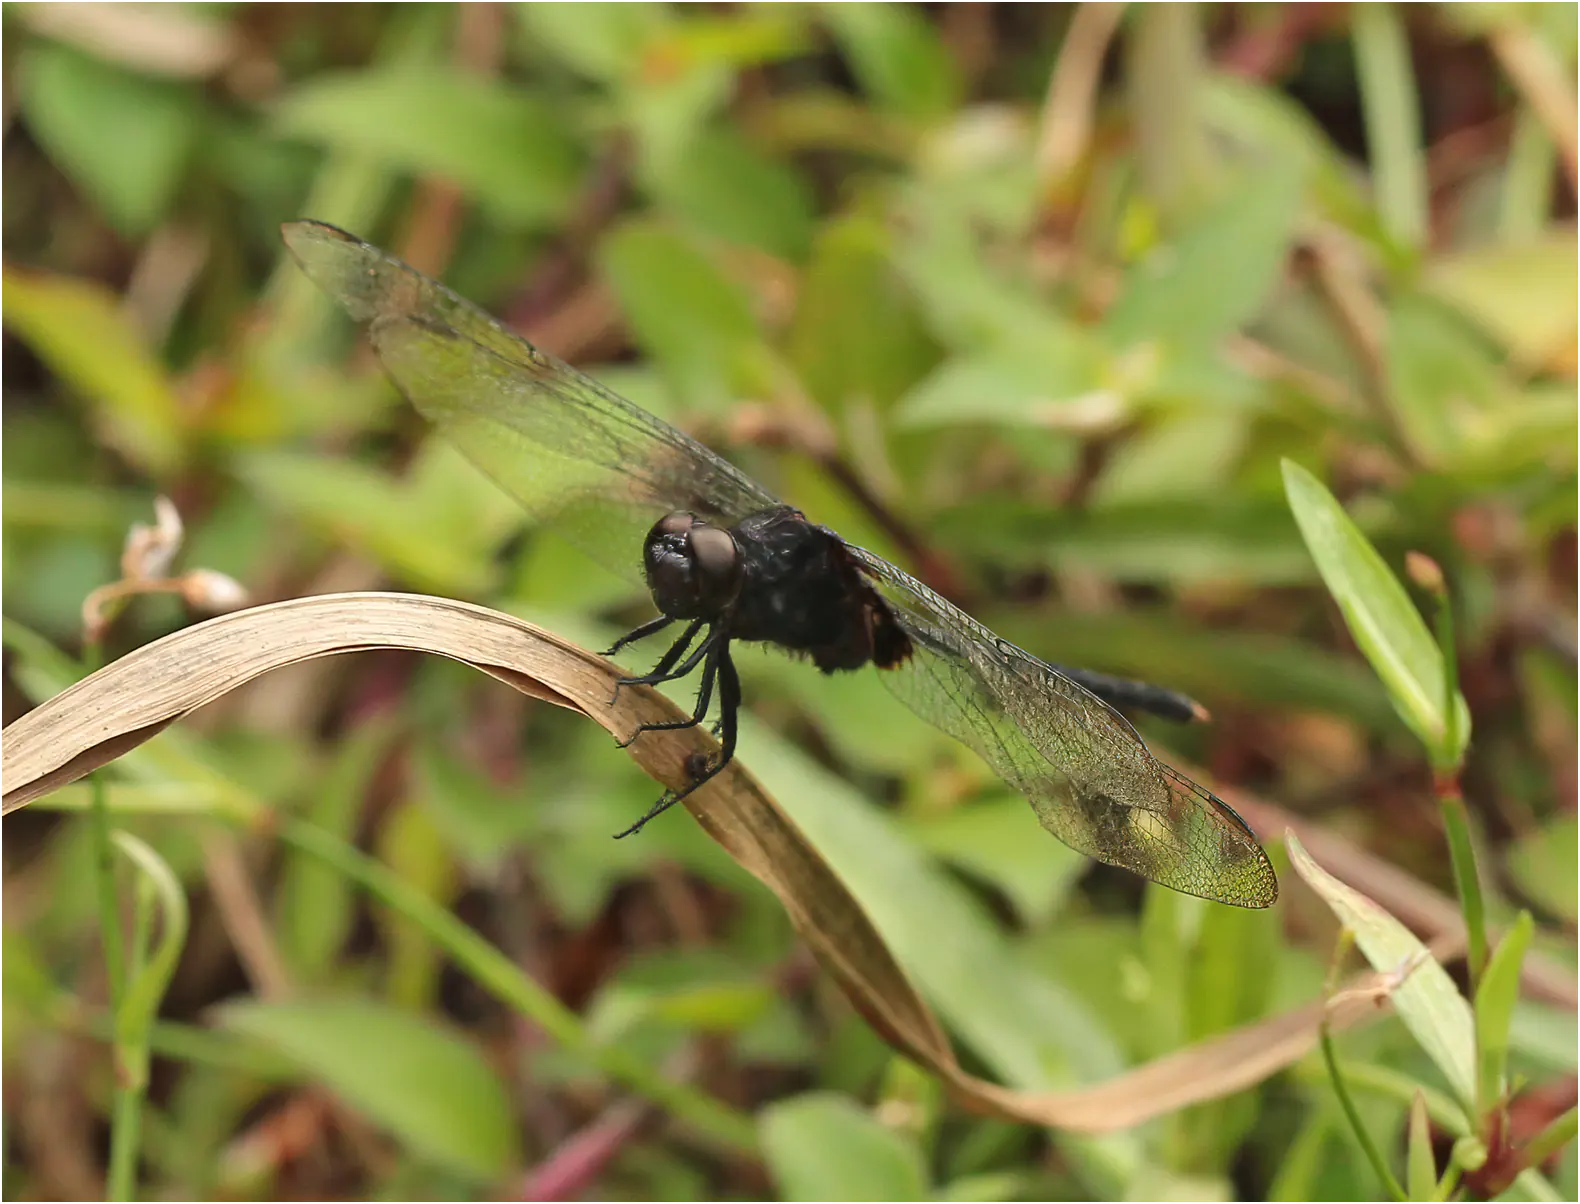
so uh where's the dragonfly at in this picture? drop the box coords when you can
[282,220,1278,909]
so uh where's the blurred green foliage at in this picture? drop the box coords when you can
[3,3,1575,1200]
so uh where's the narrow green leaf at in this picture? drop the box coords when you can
[3,269,186,475]
[1406,1092,1437,1201]
[216,998,520,1183]
[760,1093,929,1202]
[1287,832,1477,1114]
[110,833,190,1078]
[1520,1106,1578,1173]
[273,68,582,226]
[1474,911,1536,1116]
[1352,2,1428,251]
[1281,459,1471,764]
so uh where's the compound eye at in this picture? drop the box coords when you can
[688,525,740,597]
[653,511,697,538]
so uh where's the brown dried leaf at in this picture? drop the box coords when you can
[1,591,1418,1133]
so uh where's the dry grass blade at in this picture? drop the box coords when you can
[2,592,1424,1133]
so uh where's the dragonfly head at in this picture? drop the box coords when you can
[643,512,743,620]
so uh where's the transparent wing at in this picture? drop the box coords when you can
[284,220,1276,906]
[849,547,1279,908]
[282,220,781,584]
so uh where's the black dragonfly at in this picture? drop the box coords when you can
[283,220,1278,909]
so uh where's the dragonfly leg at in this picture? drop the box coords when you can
[604,614,674,658]
[609,618,703,705]
[616,643,719,749]
[613,645,740,838]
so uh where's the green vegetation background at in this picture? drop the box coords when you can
[2,3,1575,1200]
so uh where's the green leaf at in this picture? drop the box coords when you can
[216,998,519,1183]
[739,719,1143,1194]
[598,220,761,407]
[894,345,1113,430]
[821,3,959,122]
[1104,164,1306,349]
[644,125,816,260]
[1180,890,1281,1165]
[790,214,937,414]
[375,801,457,1012]
[1200,77,1374,234]
[588,952,777,1040]
[1425,235,1579,370]
[515,2,667,81]
[1406,1092,1437,1201]
[760,1093,928,1201]
[3,269,186,475]
[1281,459,1471,764]
[1505,814,1579,924]
[938,1171,1031,1202]
[272,68,581,226]
[1286,832,1477,1114]
[110,833,190,1084]
[1352,2,1428,251]
[1474,911,1535,1115]
[234,450,497,595]
[1385,294,1505,464]
[20,41,196,236]
[277,724,398,980]
[909,796,1086,925]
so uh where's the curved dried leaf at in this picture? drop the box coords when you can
[1,592,1423,1133]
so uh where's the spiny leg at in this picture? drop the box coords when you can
[604,613,675,658]
[613,644,741,839]
[620,625,717,689]
[608,618,703,706]
[616,642,719,749]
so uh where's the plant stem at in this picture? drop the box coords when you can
[1437,779,1487,992]
[106,1082,145,1202]
[106,874,154,1201]
[1321,1026,1408,1201]
[275,818,758,1156]
[1421,554,1484,991]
